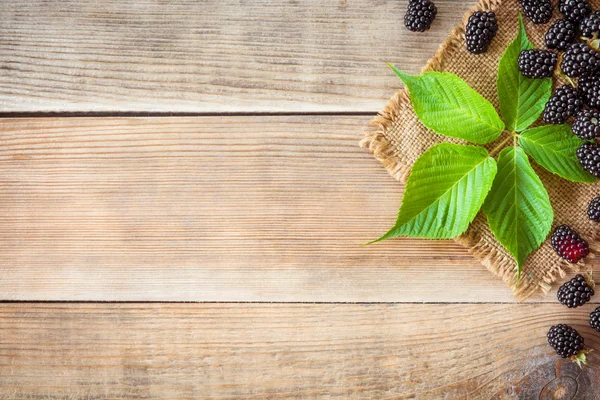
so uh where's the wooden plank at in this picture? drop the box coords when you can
[0,115,493,302]
[0,0,473,113]
[1,303,599,399]
[1,116,598,302]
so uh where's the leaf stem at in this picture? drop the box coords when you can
[489,134,514,158]
[555,64,575,87]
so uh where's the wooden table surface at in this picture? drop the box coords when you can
[2,1,600,398]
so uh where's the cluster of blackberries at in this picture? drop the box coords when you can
[584,199,600,351]
[548,192,600,348]
[515,0,600,84]
[404,1,500,55]
[513,0,600,178]
[519,0,592,27]
[548,273,596,363]
[547,194,600,363]
[554,6,600,79]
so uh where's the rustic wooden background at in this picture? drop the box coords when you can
[1,0,600,398]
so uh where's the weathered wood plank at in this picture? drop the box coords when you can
[0,0,474,112]
[1,303,599,399]
[1,116,596,302]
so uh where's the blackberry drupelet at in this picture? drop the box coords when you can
[588,197,600,221]
[520,0,554,24]
[404,0,437,32]
[579,74,600,109]
[572,109,600,139]
[545,19,577,51]
[557,274,595,308]
[559,0,592,23]
[465,11,498,54]
[561,43,600,78]
[577,142,600,177]
[543,85,583,124]
[518,49,557,78]
[551,225,590,263]
[581,10,600,38]
[590,307,600,332]
[547,324,585,358]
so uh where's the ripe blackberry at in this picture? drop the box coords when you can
[579,74,600,109]
[465,11,498,54]
[577,142,600,177]
[590,307,600,332]
[551,225,590,263]
[581,10,600,38]
[547,324,585,358]
[572,109,600,139]
[518,50,557,78]
[545,19,577,51]
[561,43,600,78]
[404,0,437,32]
[559,0,591,23]
[520,0,554,24]
[588,197,600,221]
[543,85,583,124]
[557,274,595,308]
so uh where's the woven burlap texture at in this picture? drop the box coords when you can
[362,0,600,300]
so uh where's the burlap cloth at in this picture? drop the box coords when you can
[361,0,600,300]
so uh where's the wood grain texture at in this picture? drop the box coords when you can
[0,115,493,302]
[1,303,599,399]
[0,0,474,113]
[1,116,598,302]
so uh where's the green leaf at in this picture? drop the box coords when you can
[482,147,553,279]
[519,125,596,183]
[389,65,504,144]
[371,143,497,242]
[497,14,552,132]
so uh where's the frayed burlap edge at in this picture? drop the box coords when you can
[359,0,594,300]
